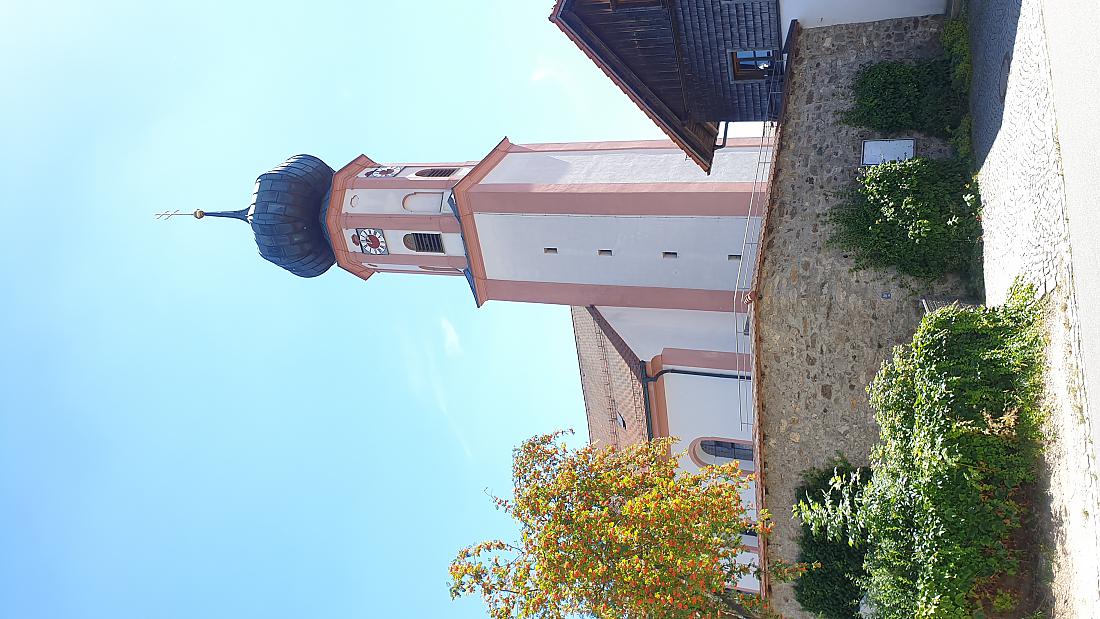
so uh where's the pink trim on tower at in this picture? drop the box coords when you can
[465,182,758,216]
[341,214,462,233]
[369,267,464,276]
[660,349,752,372]
[479,279,749,312]
[646,354,671,440]
[452,137,514,304]
[508,137,771,153]
[326,154,380,282]
[349,253,468,268]
[346,177,457,190]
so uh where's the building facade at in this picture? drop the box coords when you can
[552,0,952,170]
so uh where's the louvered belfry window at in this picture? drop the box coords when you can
[404,233,445,253]
[415,168,459,178]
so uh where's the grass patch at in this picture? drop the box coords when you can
[795,284,1045,618]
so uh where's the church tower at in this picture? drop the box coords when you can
[201,137,771,369]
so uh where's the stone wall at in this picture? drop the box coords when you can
[753,16,963,617]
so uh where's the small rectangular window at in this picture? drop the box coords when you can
[728,254,742,261]
[544,247,558,254]
[598,249,613,256]
[662,251,678,259]
[731,50,774,81]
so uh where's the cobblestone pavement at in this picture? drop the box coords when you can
[753,16,967,618]
[970,0,1100,615]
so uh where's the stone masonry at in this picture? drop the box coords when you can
[752,16,965,618]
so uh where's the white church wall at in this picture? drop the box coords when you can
[482,146,767,185]
[663,372,755,456]
[596,307,750,360]
[780,0,944,34]
[345,188,424,214]
[474,213,761,290]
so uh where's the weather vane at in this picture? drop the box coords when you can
[155,209,209,220]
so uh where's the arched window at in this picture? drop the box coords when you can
[404,233,444,253]
[691,438,754,468]
[401,192,444,213]
[415,168,459,178]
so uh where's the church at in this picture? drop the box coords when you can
[191,0,958,600]
[195,135,772,593]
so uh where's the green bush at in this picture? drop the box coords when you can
[829,157,981,281]
[844,60,964,137]
[796,284,1045,618]
[950,113,973,163]
[793,457,868,619]
[942,14,972,95]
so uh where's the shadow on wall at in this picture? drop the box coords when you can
[967,0,1023,169]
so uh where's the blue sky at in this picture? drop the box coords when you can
[0,1,665,617]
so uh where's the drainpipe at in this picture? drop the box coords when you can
[638,360,751,440]
[714,121,731,150]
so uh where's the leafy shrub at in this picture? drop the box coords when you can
[942,14,972,95]
[829,157,981,280]
[844,60,964,137]
[993,590,1019,613]
[796,284,1045,618]
[793,457,868,619]
[950,113,973,162]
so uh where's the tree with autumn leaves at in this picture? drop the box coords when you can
[449,431,804,618]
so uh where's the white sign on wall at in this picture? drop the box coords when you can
[861,139,916,166]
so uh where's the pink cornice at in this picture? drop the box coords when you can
[349,253,468,268]
[465,182,759,217]
[479,279,749,312]
[508,137,772,152]
[346,177,456,190]
[660,349,753,372]
[341,214,461,233]
[326,154,380,282]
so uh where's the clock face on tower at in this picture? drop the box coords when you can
[354,228,389,255]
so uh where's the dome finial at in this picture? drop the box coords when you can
[194,207,251,223]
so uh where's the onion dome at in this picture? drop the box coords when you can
[197,154,336,278]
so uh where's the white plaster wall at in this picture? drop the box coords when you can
[344,187,454,214]
[360,263,421,272]
[483,147,768,185]
[345,188,417,214]
[597,307,751,360]
[663,373,755,453]
[475,214,762,290]
[780,0,944,33]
